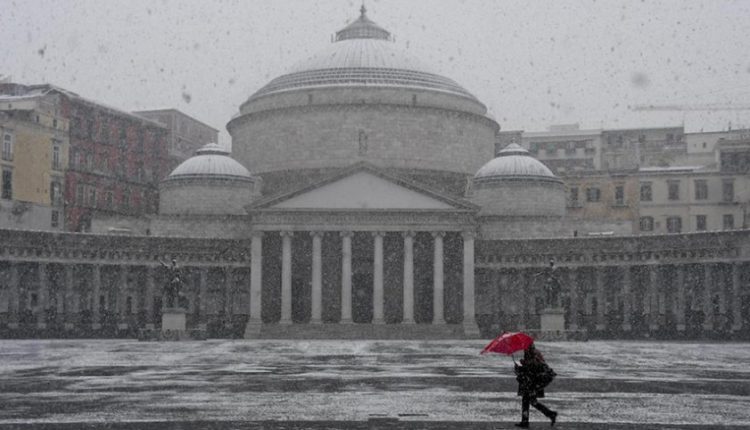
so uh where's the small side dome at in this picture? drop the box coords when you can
[167,143,253,181]
[469,143,565,223]
[159,143,261,216]
[473,143,559,184]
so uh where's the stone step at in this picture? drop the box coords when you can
[249,323,468,339]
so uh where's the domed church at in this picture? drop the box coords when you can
[151,7,568,337]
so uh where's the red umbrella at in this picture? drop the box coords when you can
[480,331,534,356]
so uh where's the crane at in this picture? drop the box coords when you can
[631,104,750,111]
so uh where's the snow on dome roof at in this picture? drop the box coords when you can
[247,8,478,101]
[474,143,561,183]
[166,143,253,182]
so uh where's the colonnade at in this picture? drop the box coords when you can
[0,230,479,335]
[482,262,747,335]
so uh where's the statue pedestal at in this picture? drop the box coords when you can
[162,307,187,332]
[138,307,206,342]
[540,307,566,333]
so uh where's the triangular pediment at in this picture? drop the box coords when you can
[275,171,453,209]
[251,163,476,211]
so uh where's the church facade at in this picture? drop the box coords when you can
[0,9,749,339]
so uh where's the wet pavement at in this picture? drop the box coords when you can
[0,340,748,428]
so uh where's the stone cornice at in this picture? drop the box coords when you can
[227,102,499,132]
[476,229,750,268]
[249,209,477,231]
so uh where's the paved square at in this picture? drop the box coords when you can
[0,340,748,428]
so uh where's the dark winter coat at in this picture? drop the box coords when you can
[515,357,551,398]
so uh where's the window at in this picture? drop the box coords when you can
[614,185,625,205]
[119,127,127,147]
[1,169,12,199]
[2,132,13,161]
[694,179,708,200]
[640,182,652,201]
[723,214,734,230]
[639,216,654,232]
[87,187,97,208]
[52,142,61,170]
[569,186,579,206]
[667,181,680,200]
[666,216,682,233]
[76,184,84,204]
[50,181,62,206]
[696,215,707,231]
[51,210,59,228]
[122,189,130,210]
[586,187,601,202]
[723,180,734,202]
[105,191,113,209]
[358,130,368,155]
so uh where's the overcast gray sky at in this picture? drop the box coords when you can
[3,0,750,146]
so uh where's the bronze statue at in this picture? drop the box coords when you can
[535,259,562,309]
[160,259,183,308]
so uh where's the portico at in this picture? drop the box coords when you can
[243,164,481,338]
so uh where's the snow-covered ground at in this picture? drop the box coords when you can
[0,340,748,425]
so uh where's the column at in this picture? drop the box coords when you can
[64,265,74,329]
[249,232,263,324]
[92,265,101,329]
[223,267,232,323]
[621,266,631,331]
[310,231,323,324]
[56,267,65,316]
[118,265,128,327]
[568,269,578,331]
[675,265,686,332]
[340,231,353,324]
[648,266,658,331]
[462,232,479,336]
[197,267,207,330]
[280,231,293,324]
[8,262,19,328]
[702,264,714,331]
[432,232,445,325]
[732,263,743,331]
[372,231,385,324]
[402,231,415,324]
[145,266,156,329]
[595,266,606,331]
[517,270,527,330]
[37,263,48,328]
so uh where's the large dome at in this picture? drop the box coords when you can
[228,7,498,194]
[167,143,253,182]
[246,6,478,103]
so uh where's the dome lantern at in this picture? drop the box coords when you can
[335,5,392,42]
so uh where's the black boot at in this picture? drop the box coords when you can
[550,411,558,426]
[514,422,529,428]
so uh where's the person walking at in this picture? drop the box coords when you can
[514,343,558,428]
